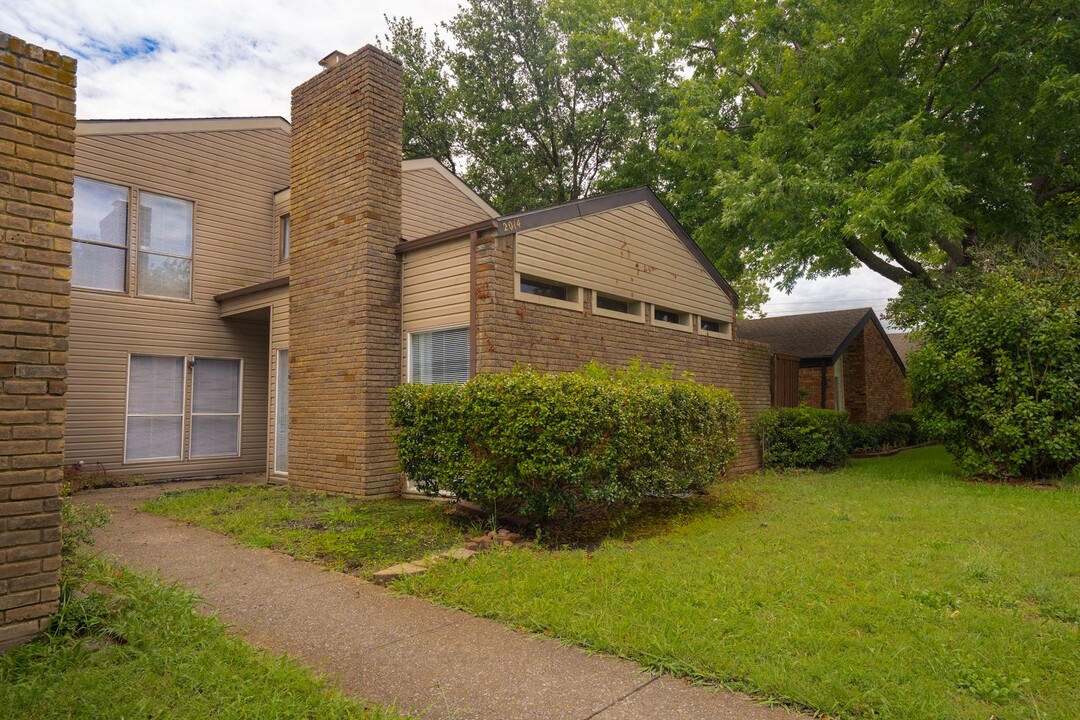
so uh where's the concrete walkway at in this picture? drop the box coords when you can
[78,480,806,720]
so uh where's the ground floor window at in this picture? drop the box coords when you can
[125,355,185,461]
[190,357,242,458]
[409,327,470,385]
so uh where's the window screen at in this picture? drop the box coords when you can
[410,327,470,385]
[190,358,241,458]
[73,177,129,292]
[125,355,185,461]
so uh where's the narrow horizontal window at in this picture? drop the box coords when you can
[138,192,193,300]
[699,317,731,336]
[410,327,470,385]
[520,276,569,301]
[654,307,686,325]
[596,295,629,314]
[73,177,129,292]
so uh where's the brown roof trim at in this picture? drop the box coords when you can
[396,219,497,255]
[495,187,740,308]
[214,276,289,302]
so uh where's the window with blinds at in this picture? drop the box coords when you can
[190,357,242,458]
[410,327,470,385]
[274,349,288,473]
[125,355,185,461]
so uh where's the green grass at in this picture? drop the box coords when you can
[0,559,405,720]
[398,447,1080,719]
[142,485,480,577]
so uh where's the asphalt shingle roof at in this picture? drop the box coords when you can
[738,307,875,359]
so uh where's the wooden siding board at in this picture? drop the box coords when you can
[401,238,471,380]
[402,168,494,241]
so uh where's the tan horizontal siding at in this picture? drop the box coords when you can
[401,237,471,381]
[402,168,493,240]
[67,128,289,478]
[516,202,734,321]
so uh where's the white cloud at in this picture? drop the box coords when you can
[1,0,457,118]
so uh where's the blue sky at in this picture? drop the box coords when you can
[2,0,901,322]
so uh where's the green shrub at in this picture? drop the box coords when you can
[390,362,741,522]
[753,407,849,470]
[847,411,928,454]
[906,251,1080,480]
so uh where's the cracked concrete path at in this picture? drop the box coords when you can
[77,480,806,720]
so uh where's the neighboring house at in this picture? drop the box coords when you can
[739,308,910,423]
[888,332,918,365]
[65,46,773,496]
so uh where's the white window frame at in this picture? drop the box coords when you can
[274,348,288,476]
[136,189,195,302]
[698,315,733,339]
[188,356,244,459]
[123,353,187,464]
[592,291,645,323]
[72,176,131,294]
[514,272,583,312]
[651,305,692,332]
[407,325,471,385]
[279,214,290,261]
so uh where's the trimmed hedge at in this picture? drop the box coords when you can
[753,407,850,470]
[389,362,741,522]
[847,411,928,454]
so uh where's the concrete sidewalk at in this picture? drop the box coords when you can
[78,481,805,720]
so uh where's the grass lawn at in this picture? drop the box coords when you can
[142,485,481,577]
[399,447,1080,720]
[0,559,405,720]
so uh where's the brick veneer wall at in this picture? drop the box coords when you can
[288,46,404,497]
[473,233,772,473]
[862,324,910,422]
[0,33,74,652]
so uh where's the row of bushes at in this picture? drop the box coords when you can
[753,407,926,470]
[389,362,741,522]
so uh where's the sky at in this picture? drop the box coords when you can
[2,0,901,326]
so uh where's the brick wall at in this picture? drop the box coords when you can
[0,33,74,652]
[474,233,772,473]
[288,46,403,497]
[862,324,910,422]
[798,366,830,409]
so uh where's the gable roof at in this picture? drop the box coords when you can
[740,307,906,371]
[495,187,739,308]
[888,333,918,364]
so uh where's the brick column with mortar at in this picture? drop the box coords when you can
[0,32,75,652]
[288,47,404,497]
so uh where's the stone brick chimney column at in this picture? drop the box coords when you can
[288,46,404,497]
[0,33,74,652]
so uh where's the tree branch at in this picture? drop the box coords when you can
[880,232,934,284]
[841,236,915,284]
[934,235,969,268]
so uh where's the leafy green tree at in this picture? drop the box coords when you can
[562,0,1079,292]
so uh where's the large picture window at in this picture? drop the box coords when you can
[190,358,242,458]
[72,177,129,292]
[125,355,185,461]
[410,327,470,385]
[138,192,193,299]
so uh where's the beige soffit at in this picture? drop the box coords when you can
[402,157,499,219]
[77,116,292,137]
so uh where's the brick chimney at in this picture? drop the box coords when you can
[288,46,404,497]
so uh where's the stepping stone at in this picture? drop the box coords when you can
[371,562,429,585]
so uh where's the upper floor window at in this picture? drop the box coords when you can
[520,276,569,301]
[138,192,193,300]
[515,273,582,311]
[280,214,290,260]
[72,177,129,292]
[699,316,732,338]
[593,292,645,323]
[652,305,691,331]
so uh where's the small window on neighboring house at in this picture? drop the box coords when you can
[280,214,290,260]
[72,177,129,292]
[190,357,242,458]
[593,293,645,322]
[125,355,185,461]
[410,327,470,385]
[138,192,193,300]
[699,316,732,338]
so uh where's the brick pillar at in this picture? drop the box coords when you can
[0,33,75,653]
[288,47,403,497]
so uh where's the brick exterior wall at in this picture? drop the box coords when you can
[0,33,74,652]
[288,46,404,497]
[795,326,909,422]
[473,233,772,473]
